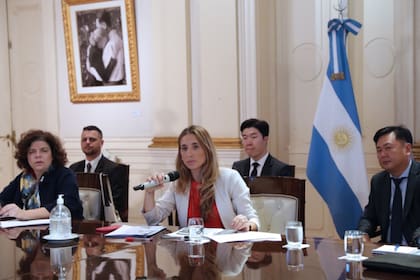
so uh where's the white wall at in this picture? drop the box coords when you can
[56,0,243,223]
[57,1,154,139]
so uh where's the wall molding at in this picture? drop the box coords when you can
[64,136,243,170]
[149,136,242,149]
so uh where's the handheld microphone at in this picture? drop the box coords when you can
[133,171,180,191]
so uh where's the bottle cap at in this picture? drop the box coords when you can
[57,194,64,205]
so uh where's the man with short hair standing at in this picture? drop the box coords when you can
[232,118,294,177]
[70,125,127,221]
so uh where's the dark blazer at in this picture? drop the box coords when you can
[0,166,84,219]
[232,154,294,177]
[69,156,127,219]
[358,161,420,245]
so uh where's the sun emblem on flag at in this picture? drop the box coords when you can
[333,128,352,149]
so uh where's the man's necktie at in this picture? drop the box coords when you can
[250,162,259,177]
[86,162,92,173]
[390,177,405,244]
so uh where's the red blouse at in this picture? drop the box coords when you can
[187,180,224,228]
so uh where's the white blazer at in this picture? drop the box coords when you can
[143,168,260,229]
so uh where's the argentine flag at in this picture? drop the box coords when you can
[307,18,369,238]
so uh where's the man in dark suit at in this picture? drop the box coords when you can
[232,118,294,177]
[358,125,420,246]
[69,125,128,221]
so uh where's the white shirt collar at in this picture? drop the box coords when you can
[85,154,102,172]
[389,159,412,179]
[250,153,269,176]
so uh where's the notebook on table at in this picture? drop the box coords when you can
[363,253,420,275]
[0,218,50,228]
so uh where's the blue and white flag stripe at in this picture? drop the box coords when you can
[328,19,362,128]
[313,77,368,205]
[307,18,368,238]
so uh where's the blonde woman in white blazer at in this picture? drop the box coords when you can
[143,125,259,231]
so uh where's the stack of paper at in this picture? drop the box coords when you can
[164,227,282,243]
[0,219,50,228]
[105,225,166,238]
[372,245,420,255]
[206,230,282,243]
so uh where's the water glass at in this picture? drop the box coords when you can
[188,241,205,266]
[286,248,304,271]
[344,230,364,260]
[285,221,303,247]
[188,217,204,242]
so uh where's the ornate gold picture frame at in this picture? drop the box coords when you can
[62,0,140,103]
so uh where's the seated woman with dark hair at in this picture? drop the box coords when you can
[0,129,83,220]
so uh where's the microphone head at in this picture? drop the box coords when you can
[168,171,180,181]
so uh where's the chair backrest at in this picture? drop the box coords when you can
[244,176,305,235]
[76,173,103,220]
[76,163,129,222]
[79,188,102,220]
[76,172,122,222]
[286,165,295,177]
[116,163,129,222]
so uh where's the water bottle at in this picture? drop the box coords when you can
[49,194,72,239]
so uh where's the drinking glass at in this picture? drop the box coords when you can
[188,217,204,242]
[188,241,205,266]
[286,248,304,271]
[344,230,364,260]
[285,221,303,247]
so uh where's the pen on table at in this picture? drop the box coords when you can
[161,235,190,241]
[125,237,153,242]
[394,244,400,251]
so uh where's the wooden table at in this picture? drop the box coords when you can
[0,222,418,279]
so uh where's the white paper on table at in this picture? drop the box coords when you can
[0,219,50,228]
[164,228,282,243]
[372,245,420,255]
[206,230,282,243]
[105,225,166,238]
[163,227,189,238]
[163,227,223,239]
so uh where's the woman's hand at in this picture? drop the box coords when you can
[0,203,24,219]
[0,204,49,220]
[231,214,251,231]
[144,173,166,193]
[143,173,166,213]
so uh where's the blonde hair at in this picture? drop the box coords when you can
[176,125,219,220]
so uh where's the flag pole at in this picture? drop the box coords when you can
[334,0,347,21]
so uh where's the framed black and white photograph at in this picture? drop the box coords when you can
[62,0,140,103]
